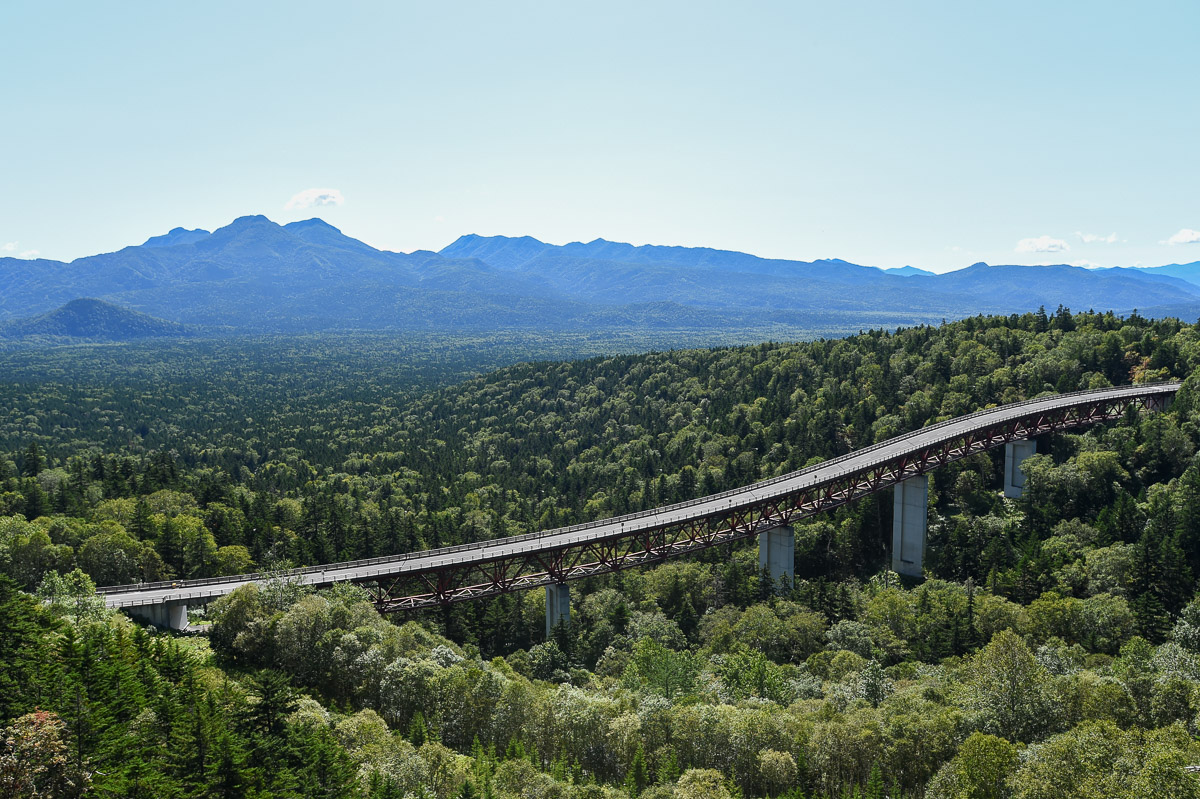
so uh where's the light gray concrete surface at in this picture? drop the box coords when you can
[1003,439,1038,499]
[758,525,795,590]
[892,475,928,577]
[545,583,570,636]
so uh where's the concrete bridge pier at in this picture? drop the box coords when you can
[758,525,795,591]
[1003,439,1038,499]
[545,583,570,637]
[131,601,189,631]
[892,475,928,578]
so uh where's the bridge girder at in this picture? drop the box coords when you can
[365,391,1153,612]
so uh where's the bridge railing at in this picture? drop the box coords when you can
[96,381,1178,597]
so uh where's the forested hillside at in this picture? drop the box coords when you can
[4,309,1200,797]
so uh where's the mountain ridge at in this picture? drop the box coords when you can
[3,217,1198,336]
[0,298,194,340]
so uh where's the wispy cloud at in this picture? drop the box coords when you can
[3,241,39,259]
[1071,259,1102,268]
[1015,235,1070,254]
[1075,231,1120,244]
[285,188,345,210]
[1164,228,1200,246]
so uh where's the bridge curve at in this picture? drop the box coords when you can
[98,382,1180,617]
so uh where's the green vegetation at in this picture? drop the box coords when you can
[3,308,1200,797]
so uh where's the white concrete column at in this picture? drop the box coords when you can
[132,601,189,631]
[545,583,570,637]
[892,475,928,578]
[758,525,795,591]
[1004,439,1038,498]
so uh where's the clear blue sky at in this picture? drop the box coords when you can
[2,1,1197,272]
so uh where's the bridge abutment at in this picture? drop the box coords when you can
[758,525,795,591]
[892,475,928,578]
[1003,439,1038,499]
[545,583,570,637]
[130,601,189,631]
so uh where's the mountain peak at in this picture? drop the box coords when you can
[282,217,379,253]
[438,234,552,269]
[285,217,343,234]
[0,298,190,340]
[886,265,936,276]
[226,214,274,228]
[142,226,210,248]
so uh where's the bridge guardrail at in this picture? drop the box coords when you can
[96,381,1179,598]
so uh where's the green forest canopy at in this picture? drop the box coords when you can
[3,308,1200,797]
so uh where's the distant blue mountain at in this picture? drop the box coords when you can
[920,262,1199,312]
[1107,262,1200,288]
[143,227,211,248]
[440,234,889,285]
[1,219,1196,335]
[440,235,1200,316]
[886,265,936,277]
[0,298,192,340]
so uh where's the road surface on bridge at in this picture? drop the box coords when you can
[98,381,1180,612]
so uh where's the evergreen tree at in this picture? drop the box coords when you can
[0,576,53,722]
[22,441,43,477]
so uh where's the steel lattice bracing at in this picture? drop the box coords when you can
[96,382,1181,615]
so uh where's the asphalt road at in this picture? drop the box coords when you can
[100,382,1179,610]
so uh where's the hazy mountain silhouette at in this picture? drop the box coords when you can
[1,218,1196,335]
[0,298,193,340]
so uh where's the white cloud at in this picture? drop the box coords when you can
[18,250,39,259]
[1071,259,1102,268]
[285,187,345,210]
[1016,235,1070,253]
[1076,231,1119,244]
[1164,228,1200,246]
[2,241,16,252]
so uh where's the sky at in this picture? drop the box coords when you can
[1,1,1197,273]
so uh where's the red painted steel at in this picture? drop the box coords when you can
[97,384,1179,614]
[367,389,1164,612]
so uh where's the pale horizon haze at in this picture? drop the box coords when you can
[2,1,1198,273]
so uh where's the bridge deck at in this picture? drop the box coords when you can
[99,382,1179,610]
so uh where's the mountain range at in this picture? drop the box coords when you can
[2,215,1198,339]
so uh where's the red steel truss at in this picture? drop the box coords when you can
[366,389,1162,612]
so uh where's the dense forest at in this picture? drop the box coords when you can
[4,308,1200,797]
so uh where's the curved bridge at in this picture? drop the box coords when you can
[99,382,1180,626]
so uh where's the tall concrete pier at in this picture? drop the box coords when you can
[758,525,795,591]
[545,583,570,636]
[892,475,928,578]
[1003,439,1038,498]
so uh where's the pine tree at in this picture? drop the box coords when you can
[656,747,680,785]
[409,711,428,746]
[624,744,648,796]
[243,670,296,738]
[0,576,53,722]
[964,578,978,651]
[23,441,43,477]
[207,730,249,799]
[864,764,884,799]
